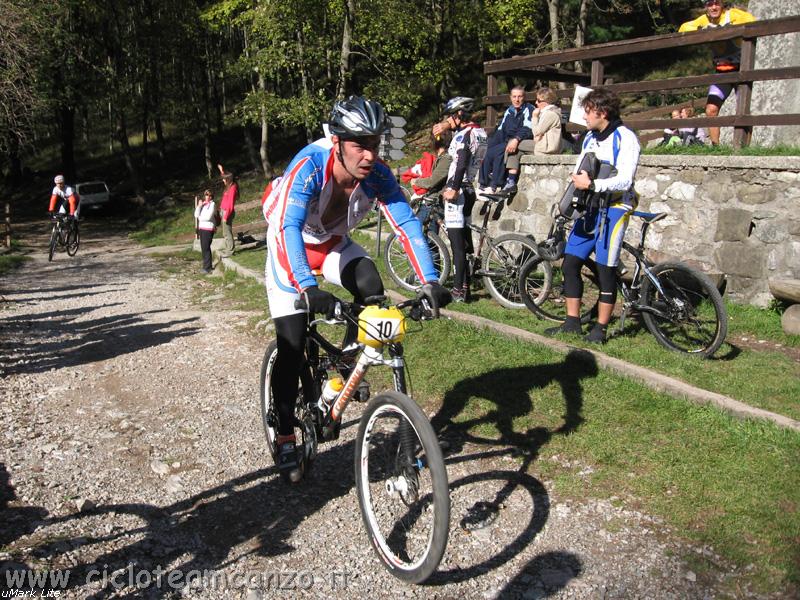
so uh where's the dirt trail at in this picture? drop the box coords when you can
[0,221,767,599]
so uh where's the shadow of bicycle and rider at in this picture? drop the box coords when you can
[427,349,598,596]
[0,305,201,376]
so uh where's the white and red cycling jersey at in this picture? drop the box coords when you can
[261,137,437,293]
[49,185,80,218]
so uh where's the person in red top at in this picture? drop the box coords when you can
[217,164,239,257]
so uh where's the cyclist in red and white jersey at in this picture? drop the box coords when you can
[439,97,487,302]
[261,96,451,478]
[48,175,81,220]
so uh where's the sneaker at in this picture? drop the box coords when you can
[544,319,583,337]
[501,180,518,195]
[451,287,465,303]
[584,323,607,344]
[277,440,302,482]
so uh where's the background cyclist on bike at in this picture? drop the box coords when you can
[437,97,487,303]
[48,174,81,222]
[545,87,640,344]
[261,95,451,478]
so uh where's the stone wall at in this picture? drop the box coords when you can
[487,154,800,306]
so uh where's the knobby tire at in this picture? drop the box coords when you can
[640,262,727,357]
[383,231,451,291]
[481,233,542,309]
[518,255,599,323]
[355,391,449,583]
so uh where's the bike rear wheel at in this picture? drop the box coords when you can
[481,233,542,309]
[640,262,727,357]
[48,224,58,262]
[66,224,80,256]
[519,256,599,323]
[383,231,451,291]
[259,341,318,478]
[355,391,449,583]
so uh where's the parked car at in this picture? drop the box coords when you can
[75,181,110,209]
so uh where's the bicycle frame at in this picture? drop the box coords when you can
[304,313,408,439]
[421,192,510,276]
[611,216,677,334]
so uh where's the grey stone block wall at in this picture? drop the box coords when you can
[490,154,800,306]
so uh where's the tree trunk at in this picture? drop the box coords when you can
[243,126,261,173]
[154,115,166,164]
[116,111,144,202]
[258,73,272,178]
[547,0,560,51]
[60,106,76,182]
[6,131,22,185]
[201,73,214,179]
[296,29,313,143]
[141,86,149,171]
[208,41,223,136]
[574,0,589,73]
[336,0,355,99]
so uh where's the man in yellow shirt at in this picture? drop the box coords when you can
[679,0,756,144]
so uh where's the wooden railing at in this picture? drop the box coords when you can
[483,16,800,147]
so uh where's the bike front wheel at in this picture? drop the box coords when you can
[355,391,449,583]
[66,224,80,256]
[481,233,544,309]
[383,231,451,291]
[640,262,727,357]
[519,256,599,323]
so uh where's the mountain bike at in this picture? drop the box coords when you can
[383,190,545,308]
[518,208,728,357]
[258,291,449,583]
[48,214,80,262]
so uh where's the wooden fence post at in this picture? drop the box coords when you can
[734,37,757,148]
[590,60,605,86]
[4,201,10,248]
[486,74,498,130]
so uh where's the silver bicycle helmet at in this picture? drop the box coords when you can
[443,96,474,116]
[329,96,390,138]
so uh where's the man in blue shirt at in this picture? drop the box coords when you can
[479,86,533,194]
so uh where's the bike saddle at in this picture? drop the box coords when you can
[363,294,387,305]
[480,192,507,203]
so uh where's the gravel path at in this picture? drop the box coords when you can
[0,221,759,599]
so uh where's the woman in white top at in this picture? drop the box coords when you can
[194,189,217,274]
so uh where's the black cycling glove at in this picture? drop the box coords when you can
[421,282,451,314]
[303,287,337,318]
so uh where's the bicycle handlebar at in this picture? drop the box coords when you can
[294,291,440,322]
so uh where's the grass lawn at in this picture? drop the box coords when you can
[0,253,29,276]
